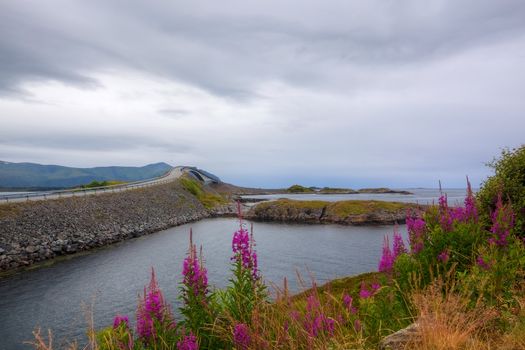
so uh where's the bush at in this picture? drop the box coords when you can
[287,184,313,193]
[477,145,525,235]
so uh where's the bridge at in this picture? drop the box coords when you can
[0,166,221,204]
[179,166,221,184]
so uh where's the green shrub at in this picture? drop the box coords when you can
[477,145,525,235]
[287,184,314,193]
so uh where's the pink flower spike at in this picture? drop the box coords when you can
[378,235,394,273]
[177,332,198,350]
[437,249,449,263]
[233,323,251,350]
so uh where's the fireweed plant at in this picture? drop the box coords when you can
[218,203,267,326]
[42,176,524,349]
[178,229,215,347]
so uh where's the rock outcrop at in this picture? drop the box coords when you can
[246,199,421,225]
[379,323,419,349]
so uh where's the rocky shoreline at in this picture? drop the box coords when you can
[0,180,237,274]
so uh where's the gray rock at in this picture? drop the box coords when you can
[379,323,419,350]
[25,245,38,254]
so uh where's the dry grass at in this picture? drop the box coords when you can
[406,286,525,350]
[0,202,21,218]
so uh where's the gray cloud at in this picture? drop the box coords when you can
[2,0,525,97]
[0,133,192,153]
[157,108,190,119]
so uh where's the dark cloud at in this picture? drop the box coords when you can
[1,0,525,98]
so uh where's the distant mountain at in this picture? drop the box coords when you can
[0,161,172,189]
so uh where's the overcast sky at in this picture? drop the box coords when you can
[0,0,524,188]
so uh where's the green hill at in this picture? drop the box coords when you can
[0,160,172,189]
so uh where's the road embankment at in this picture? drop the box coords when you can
[0,180,236,273]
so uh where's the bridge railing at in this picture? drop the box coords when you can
[0,168,175,204]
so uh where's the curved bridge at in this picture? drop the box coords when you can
[178,166,221,184]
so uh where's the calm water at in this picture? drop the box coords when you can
[0,192,33,195]
[242,188,470,206]
[0,218,404,349]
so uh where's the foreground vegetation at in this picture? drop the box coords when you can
[29,146,525,349]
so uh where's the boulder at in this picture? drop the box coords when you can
[379,323,419,350]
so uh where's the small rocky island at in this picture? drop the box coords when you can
[284,184,413,195]
[246,198,421,225]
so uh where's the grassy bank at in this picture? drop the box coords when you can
[180,177,228,209]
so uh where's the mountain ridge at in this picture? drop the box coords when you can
[0,161,172,189]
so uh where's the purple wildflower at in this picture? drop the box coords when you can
[113,315,129,329]
[354,319,362,332]
[439,194,454,231]
[476,256,492,270]
[392,229,406,259]
[182,230,208,298]
[464,178,478,222]
[290,310,300,321]
[371,282,381,292]
[232,227,259,280]
[306,295,320,312]
[378,235,394,273]
[325,317,335,336]
[359,288,372,299]
[177,332,199,350]
[302,294,335,338]
[304,295,321,337]
[233,323,251,349]
[489,194,515,247]
[437,249,449,263]
[311,315,323,337]
[359,281,381,299]
[343,294,353,310]
[407,214,426,254]
[136,268,173,341]
[359,282,373,299]
[450,207,466,222]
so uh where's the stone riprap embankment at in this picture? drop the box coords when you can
[0,180,236,273]
[246,199,422,225]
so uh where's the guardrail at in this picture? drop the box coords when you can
[0,168,177,204]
